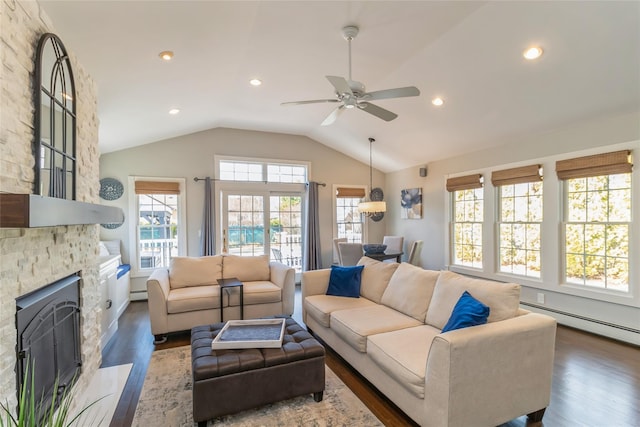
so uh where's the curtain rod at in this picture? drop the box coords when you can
[307,182,326,187]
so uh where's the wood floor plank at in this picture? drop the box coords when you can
[104,299,640,427]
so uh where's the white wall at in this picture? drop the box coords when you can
[386,111,640,344]
[99,127,385,287]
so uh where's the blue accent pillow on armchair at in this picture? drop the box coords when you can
[441,290,490,333]
[326,265,364,298]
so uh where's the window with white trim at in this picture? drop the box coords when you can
[448,174,484,268]
[219,159,307,183]
[131,178,186,273]
[558,150,632,293]
[493,165,543,278]
[335,187,365,243]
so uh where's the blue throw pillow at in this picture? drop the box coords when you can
[441,290,490,333]
[326,265,364,298]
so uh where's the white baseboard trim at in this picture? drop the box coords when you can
[130,291,148,301]
[521,303,640,346]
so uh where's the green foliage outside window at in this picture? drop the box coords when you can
[565,174,630,292]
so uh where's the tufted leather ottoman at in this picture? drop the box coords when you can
[190,317,325,426]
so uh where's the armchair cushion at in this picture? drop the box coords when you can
[326,265,364,298]
[169,256,223,289]
[441,290,490,333]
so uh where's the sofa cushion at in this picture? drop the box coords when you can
[304,295,377,328]
[169,256,223,289]
[441,290,490,333]
[330,305,422,353]
[223,254,270,282]
[326,265,364,298]
[226,281,282,306]
[357,257,399,303]
[167,285,220,314]
[367,325,440,398]
[380,263,440,321]
[426,270,521,330]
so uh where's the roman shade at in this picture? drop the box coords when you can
[556,150,632,180]
[446,174,483,192]
[134,181,181,195]
[336,187,366,198]
[491,164,542,186]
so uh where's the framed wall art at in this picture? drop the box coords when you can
[401,188,422,219]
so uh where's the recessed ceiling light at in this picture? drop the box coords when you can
[249,78,262,86]
[159,51,174,61]
[432,97,444,106]
[523,46,543,60]
[168,108,180,115]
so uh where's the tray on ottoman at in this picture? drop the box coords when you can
[211,318,286,350]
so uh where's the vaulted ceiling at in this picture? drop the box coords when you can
[40,1,639,172]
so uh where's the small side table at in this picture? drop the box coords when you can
[217,278,244,322]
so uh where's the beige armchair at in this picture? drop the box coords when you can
[147,254,295,343]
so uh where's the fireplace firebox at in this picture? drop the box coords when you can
[15,273,82,417]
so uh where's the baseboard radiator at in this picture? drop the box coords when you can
[520,302,640,346]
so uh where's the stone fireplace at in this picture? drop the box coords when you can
[15,273,82,417]
[0,0,105,415]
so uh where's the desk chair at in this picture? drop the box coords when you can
[408,240,424,266]
[332,238,347,265]
[338,242,364,266]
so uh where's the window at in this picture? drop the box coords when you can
[219,159,307,183]
[335,187,365,243]
[132,179,185,273]
[448,174,483,268]
[558,150,632,292]
[493,165,543,278]
[216,156,308,273]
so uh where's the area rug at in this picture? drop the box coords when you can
[132,346,382,427]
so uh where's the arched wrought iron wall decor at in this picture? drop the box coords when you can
[34,33,76,200]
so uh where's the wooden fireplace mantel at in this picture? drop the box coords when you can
[0,194,124,228]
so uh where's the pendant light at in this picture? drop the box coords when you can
[358,138,386,216]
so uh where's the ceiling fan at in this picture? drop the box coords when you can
[281,25,420,126]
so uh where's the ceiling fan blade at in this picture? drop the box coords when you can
[358,102,398,122]
[364,86,420,101]
[321,105,345,126]
[281,99,340,106]
[326,76,353,95]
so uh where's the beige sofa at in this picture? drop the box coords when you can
[147,254,295,343]
[302,257,557,427]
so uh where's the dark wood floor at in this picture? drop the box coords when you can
[103,299,639,427]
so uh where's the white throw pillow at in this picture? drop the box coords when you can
[380,263,440,322]
[98,242,110,257]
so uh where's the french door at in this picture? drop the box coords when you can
[221,191,304,272]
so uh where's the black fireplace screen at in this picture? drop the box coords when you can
[15,273,81,416]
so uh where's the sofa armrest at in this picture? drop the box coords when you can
[146,268,171,335]
[424,313,557,427]
[301,269,331,300]
[270,262,295,315]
